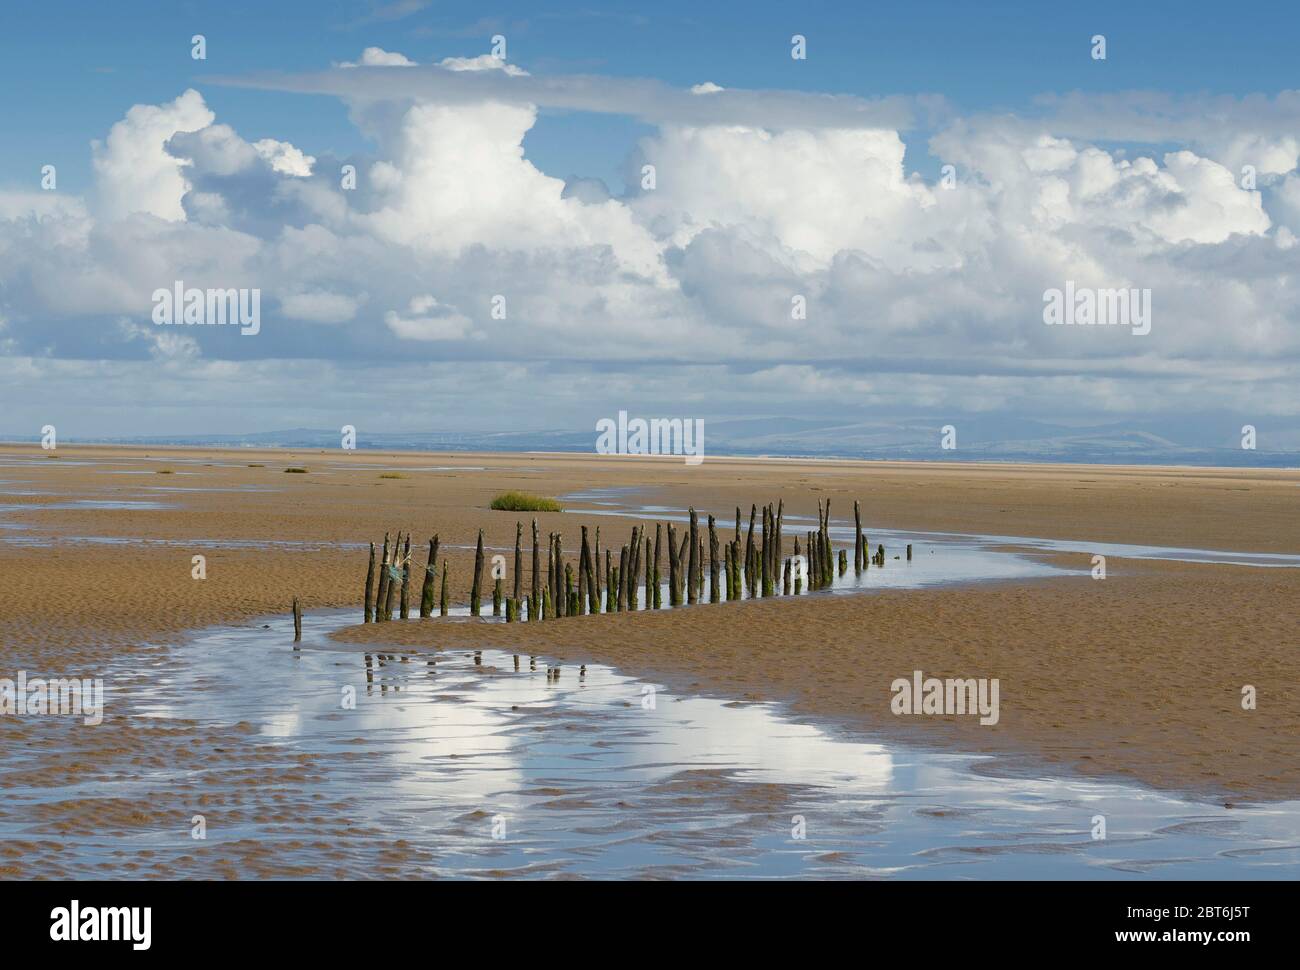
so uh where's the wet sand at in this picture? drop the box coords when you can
[1,443,1298,807]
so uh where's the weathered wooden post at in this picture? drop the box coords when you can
[838,548,848,576]
[877,543,885,567]
[578,539,589,616]
[292,597,302,642]
[854,499,864,573]
[420,535,439,618]
[493,576,503,616]
[383,531,401,620]
[645,535,653,610]
[667,523,679,606]
[626,526,640,611]
[744,505,756,598]
[440,565,449,616]
[708,515,720,602]
[624,540,634,608]
[686,509,699,605]
[513,522,523,612]
[783,557,792,595]
[375,533,391,623]
[907,543,913,561]
[399,534,412,619]
[584,525,600,614]
[593,526,602,610]
[565,563,575,616]
[605,550,614,613]
[653,523,662,609]
[531,519,541,624]
[364,542,376,623]
[470,529,484,616]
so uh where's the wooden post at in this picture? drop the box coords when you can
[383,531,401,620]
[838,548,848,576]
[653,523,662,609]
[470,529,484,616]
[565,563,574,616]
[531,519,541,623]
[783,557,792,595]
[292,597,302,642]
[399,534,412,619]
[708,515,720,602]
[645,535,653,610]
[513,522,523,607]
[744,505,756,598]
[578,536,589,616]
[666,523,678,606]
[627,526,640,611]
[440,565,449,616]
[678,532,689,602]
[605,550,613,613]
[364,542,376,623]
[375,533,391,623]
[687,508,698,605]
[854,499,864,573]
[420,535,439,618]
[877,543,885,567]
[584,525,600,614]
[493,576,502,616]
[617,545,629,611]
[555,534,566,617]
[593,526,602,608]
[907,543,913,561]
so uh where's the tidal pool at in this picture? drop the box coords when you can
[13,608,1292,880]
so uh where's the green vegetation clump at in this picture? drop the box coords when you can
[490,490,562,512]
[284,467,308,474]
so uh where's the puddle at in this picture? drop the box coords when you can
[6,607,1294,879]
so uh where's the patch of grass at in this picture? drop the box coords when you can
[490,490,562,512]
[378,472,407,479]
[284,467,309,474]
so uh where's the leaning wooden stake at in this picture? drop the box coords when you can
[364,542,376,623]
[292,597,302,642]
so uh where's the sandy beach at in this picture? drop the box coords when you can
[1,443,1297,818]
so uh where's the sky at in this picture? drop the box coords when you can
[1,0,1299,449]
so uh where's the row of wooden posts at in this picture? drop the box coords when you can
[361,499,912,623]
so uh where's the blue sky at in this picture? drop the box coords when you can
[6,0,1296,195]
[1,1,1298,449]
